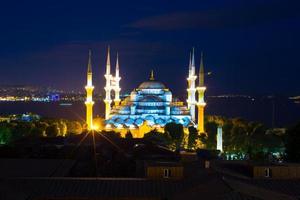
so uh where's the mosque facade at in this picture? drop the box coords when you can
[85,47,206,137]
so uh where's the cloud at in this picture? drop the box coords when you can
[127,0,300,31]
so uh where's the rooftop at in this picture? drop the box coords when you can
[138,80,167,90]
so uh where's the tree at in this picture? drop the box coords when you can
[57,120,67,136]
[187,126,198,150]
[11,122,34,142]
[202,116,282,160]
[100,130,121,140]
[30,127,44,137]
[164,123,184,150]
[144,129,171,147]
[0,123,12,144]
[222,120,233,152]
[35,121,48,136]
[264,132,284,153]
[66,121,82,135]
[285,122,300,162]
[204,121,218,149]
[125,131,133,139]
[45,123,60,137]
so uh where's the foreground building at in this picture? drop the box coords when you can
[85,47,206,137]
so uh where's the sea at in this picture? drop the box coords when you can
[0,96,299,128]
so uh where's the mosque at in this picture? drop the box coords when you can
[84,47,206,138]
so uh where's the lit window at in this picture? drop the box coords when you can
[163,169,171,178]
[264,168,272,178]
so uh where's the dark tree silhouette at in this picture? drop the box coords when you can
[45,123,60,137]
[125,131,133,139]
[187,126,198,150]
[285,122,300,162]
[144,129,171,146]
[164,122,184,150]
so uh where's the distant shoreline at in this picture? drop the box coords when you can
[1,98,299,127]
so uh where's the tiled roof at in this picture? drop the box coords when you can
[227,176,300,197]
[0,159,75,178]
[0,174,262,200]
[0,177,188,199]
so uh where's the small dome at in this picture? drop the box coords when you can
[138,81,166,89]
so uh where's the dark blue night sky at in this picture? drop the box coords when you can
[0,0,299,96]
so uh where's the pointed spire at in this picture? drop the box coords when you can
[199,51,204,86]
[189,51,192,69]
[150,70,155,81]
[188,51,192,76]
[106,46,111,75]
[87,49,92,73]
[191,47,195,67]
[115,52,119,77]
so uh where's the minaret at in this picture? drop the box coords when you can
[104,46,112,120]
[85,50,94,130]
[114,52,121,107]
[187,48,197,121]
[196,52,206,133]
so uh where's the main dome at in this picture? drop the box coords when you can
[138,80,166,89]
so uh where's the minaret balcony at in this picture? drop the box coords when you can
[196,86,206,91]
[104,99,112,104]
[85,86,94,90]
[186,100,197,104]
[187,88,197,92]
[104,74,112,79]
[104,86,113,91]
[114,77,121,81]
[187,76,197,81]
[197,102,206,106]
[85,101,94,105]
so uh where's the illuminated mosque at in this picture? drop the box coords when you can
[84,47,206,138]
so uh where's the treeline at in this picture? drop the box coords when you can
[204,116,284,160]
[0,119,83,145]
[0,115,299,162]
[141,123,201,151]
[141,116,287,161]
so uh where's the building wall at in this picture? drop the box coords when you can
[253,166,300,179]
[146,166,183,179]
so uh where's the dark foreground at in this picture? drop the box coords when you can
[0,134,299,200]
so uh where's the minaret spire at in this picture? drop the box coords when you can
[87,49,92,74]
[187,47,197,121]
[85,50,94,130]
[150,70,155,81]
[197,51,206,133]
[106,46,111,75]
[104,46,112,119]
[114,51,121,107]
[189,52,192,75]
[115,52,119,77]
[191,47,195,69]
[199,51,204,86]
